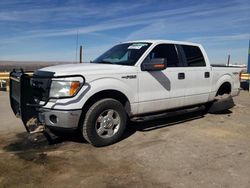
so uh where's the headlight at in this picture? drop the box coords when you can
[49,80,82,98]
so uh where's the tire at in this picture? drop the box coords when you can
[81,98,127,147]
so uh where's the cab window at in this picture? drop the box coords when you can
[180,45,206,67]
[145,44,180,67]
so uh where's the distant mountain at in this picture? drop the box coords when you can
[0,60,80,72]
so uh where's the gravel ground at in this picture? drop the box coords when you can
[0,91,250,188]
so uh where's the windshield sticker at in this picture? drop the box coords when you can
[128,43,148,50]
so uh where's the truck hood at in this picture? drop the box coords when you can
[39,63,126,76]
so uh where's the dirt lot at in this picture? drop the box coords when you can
[0,91,250,188]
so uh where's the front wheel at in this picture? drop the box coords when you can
[81,98,127,147]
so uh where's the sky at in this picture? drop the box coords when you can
[0,0,249,64]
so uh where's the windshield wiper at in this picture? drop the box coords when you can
[96,60,114,64]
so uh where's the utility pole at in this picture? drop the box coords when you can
[227,54,230,66]
[247,39,250,93]
[247,39,250,73]
[75,30,79,63]
[80,45,83,63]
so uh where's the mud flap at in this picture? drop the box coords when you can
[9,70,42,133]
[207,95,235,113]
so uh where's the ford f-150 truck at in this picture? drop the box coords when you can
[9,40,241,146]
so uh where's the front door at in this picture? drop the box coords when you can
[138,43,186,114]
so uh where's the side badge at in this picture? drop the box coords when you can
[121,75,137,79]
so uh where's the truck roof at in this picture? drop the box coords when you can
[123,40,201,46]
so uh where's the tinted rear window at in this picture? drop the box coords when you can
[181,45,206,67]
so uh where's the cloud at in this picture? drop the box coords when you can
[125,1,250,41]
[0,0,249,41]
[0,0,249,63]
[0,1,151,22]
[0,4,214,40]
[186,34,250,43]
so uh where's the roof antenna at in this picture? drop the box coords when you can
[75,29,79,63]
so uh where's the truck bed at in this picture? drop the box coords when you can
[211,64,244,68]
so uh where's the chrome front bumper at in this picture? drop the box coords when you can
[38,108,82,129]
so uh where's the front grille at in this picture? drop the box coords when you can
[9,70,25,116]
[31,77,51,102]
[31,70,55,103]
[11,77,21,103]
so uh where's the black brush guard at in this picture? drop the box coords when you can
[9,69,84,133]
[9,69,54,133]
[9,69,41,132]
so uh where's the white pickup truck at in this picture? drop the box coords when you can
[10,40,241,146]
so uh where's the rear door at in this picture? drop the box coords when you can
[177,45,211,106]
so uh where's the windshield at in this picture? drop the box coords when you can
[92,42,151,66]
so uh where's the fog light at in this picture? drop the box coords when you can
[49,115,58,124]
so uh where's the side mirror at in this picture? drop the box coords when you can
[141,58,167,71]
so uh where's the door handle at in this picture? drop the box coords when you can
[178,73,185,80]
[205,72,210,78]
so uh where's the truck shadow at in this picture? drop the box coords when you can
[121,107,232,141]
[121,108,204,140]
[2,132,56,163]
[2,108,204,162]
[3,106,232,156]
[2,130,86,156]
[3,132,51,152]
[131,110,205,132]
[2,130,88,163]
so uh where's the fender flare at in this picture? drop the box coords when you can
[209,74,233,100]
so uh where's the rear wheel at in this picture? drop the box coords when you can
[81,98,127,147]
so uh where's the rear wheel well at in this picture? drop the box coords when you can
[216,82,231,96]
[80,90,131,121]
